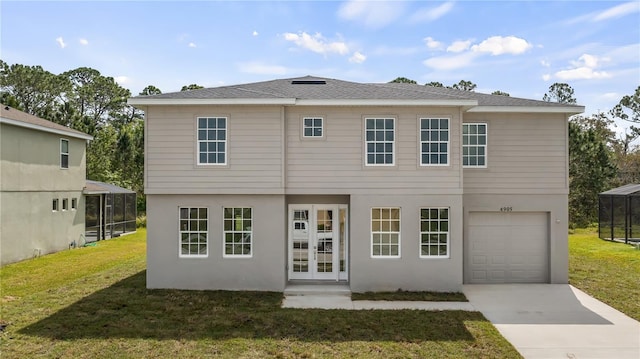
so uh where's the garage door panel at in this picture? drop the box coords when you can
[466,212,549,284]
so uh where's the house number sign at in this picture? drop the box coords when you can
[500,207,513,212]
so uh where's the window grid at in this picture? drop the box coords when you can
[371,207,400,257]
[420,118,449,165]
[463,123,487,167]
[60,139,69,169]
[420,208,449,258]
[224,207,252,257]
[365,118,395,166]
[197,117,227,165]
[303,117,323,137]
[179,207,208,257]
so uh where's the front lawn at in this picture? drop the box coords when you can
[0,229,520,358]
[569,228,640,321]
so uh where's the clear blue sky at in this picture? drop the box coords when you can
[2,1,639,120]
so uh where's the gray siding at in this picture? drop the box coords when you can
[145,106,284,194]
[463,113,569,194]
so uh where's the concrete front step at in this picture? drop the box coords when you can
[284,283,351,296]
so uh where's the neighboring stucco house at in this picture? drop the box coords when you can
[129,76,583,292]
[0,105,92,265]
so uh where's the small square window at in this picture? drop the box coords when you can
[302,117,323,138]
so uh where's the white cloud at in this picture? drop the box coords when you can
[553,54,611,80]
[79,38,89,46]
[56,37,66,48]
[410,1,454,23]
[423,52,478,71]
[283,32,349,55]
[593,1,640,21]
[337,0,406,28]
[540,60,551,67]
[424,37,442,50]
[252,31,259,36]
[237,62,288,75]
[188,42,197,48]
[471,36,532,55]
[114,76,129,85]
[349,51,367,64]
[447,40,472,53]
[571,54,606,69]
[542,74,552,81]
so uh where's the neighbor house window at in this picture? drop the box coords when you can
[365,118,395,166]
[52,199,59,212]
[303,117,323,137]
[62,198,68,211]
[420,118,449,165]
[197,117,227,165]
[371,207,400,257]
[179,207,208,257]
[223,207,252,257]
[420,208,449,258]
[463,123,487,167]
[60,139,69,169]
[71,198,77,210]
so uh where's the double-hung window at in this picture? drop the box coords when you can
[365,118,395,166]
[303,117,323,138]
[371,207,400,257]
[420,118,449,165]
[223,207,252,257]
[179,207,208,257]
[197,117,227,165]
[420,208,449,258]
[462,123,487,167]
[60,139,69,169]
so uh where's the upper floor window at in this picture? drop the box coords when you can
[223,207,253,257]
[463,123,487,167]
[420,208,449,258]
[179,207,208,257]
[60,139,69,169]
[365,118,395,166]
[420,118,449,166]
[303,117,323,138]
[197,117,227,165]
[371,207,400,257]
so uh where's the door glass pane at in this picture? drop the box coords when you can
[316,209,333,273]
[292,210,309,273]
[339,208,346,273]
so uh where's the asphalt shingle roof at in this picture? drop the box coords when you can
[0,105,92,140]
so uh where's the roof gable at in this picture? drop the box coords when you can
[0,105,93,141]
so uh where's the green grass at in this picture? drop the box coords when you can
[569,228,640,321]
[352,290,467,302]
[0,229,520,358]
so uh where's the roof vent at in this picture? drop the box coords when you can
[291,80,326,85]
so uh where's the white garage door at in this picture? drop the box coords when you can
[466,212,549,284]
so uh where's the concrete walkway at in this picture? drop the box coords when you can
[283,284,640,359]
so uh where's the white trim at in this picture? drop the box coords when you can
[418,117,451,167]
[0,117,93,141]
[128,98,478,107]
[296,99,477,107]
[129,98,296,106]
[178,206,209,258]
[222,207,253,258]
[301,116,325,139]
[196,116,228,166]
[364,117,396,167]
[462,123,488,169]
[419,207,450,259]
[468,105,584,114]
[370,207,401,258]
[60,138,69,169]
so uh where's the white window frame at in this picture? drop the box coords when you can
[52,198,59,212]
[62,198,68,211]
[60,139,69,169]
[197,117,227,166]
[370,207,401,258]
[419,118,450,166]
[302,117,324,138]
[178,207,209,258]
[364,117,395,166]
[223,207,253,258]
[462,123,488,168]
[420,207,450,258]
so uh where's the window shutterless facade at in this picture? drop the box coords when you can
[371,207,400,257]
[223,207,252,257]
[420,208,449,258]
[463,123,487,167]
[179,207,208,257]
[420,118,449,165]
[365,118,395,166]
[197,117,227,165]
[60,139,69,169]
[302,117,323,138]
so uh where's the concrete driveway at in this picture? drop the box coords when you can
[463,284,640,359]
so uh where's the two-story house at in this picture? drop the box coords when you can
[1,105,93,265]
[129,76,583,292]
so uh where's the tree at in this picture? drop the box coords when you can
[389,77,417,84]
[451,80,477,92]
[425,81,444,87]
[491,90,510,96]
[140,85,162,96]
[610,86,640,123]
[543,83,577,104]
[181,84,204,91]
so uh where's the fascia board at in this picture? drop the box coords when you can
[127,98,297,106]
[0,117,94,141]
[468,105,585,114]
[294,99,478,107]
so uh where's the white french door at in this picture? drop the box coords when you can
[288,204,348,281]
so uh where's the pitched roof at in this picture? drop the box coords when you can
[129,76,584,114]
[600,183,640,196]
[84,180,135,194]
[0,105,93,140]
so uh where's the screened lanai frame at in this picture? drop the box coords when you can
[84,180,137,242]
[599,184,640,244]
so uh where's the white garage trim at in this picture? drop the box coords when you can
[465,212,550,284]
